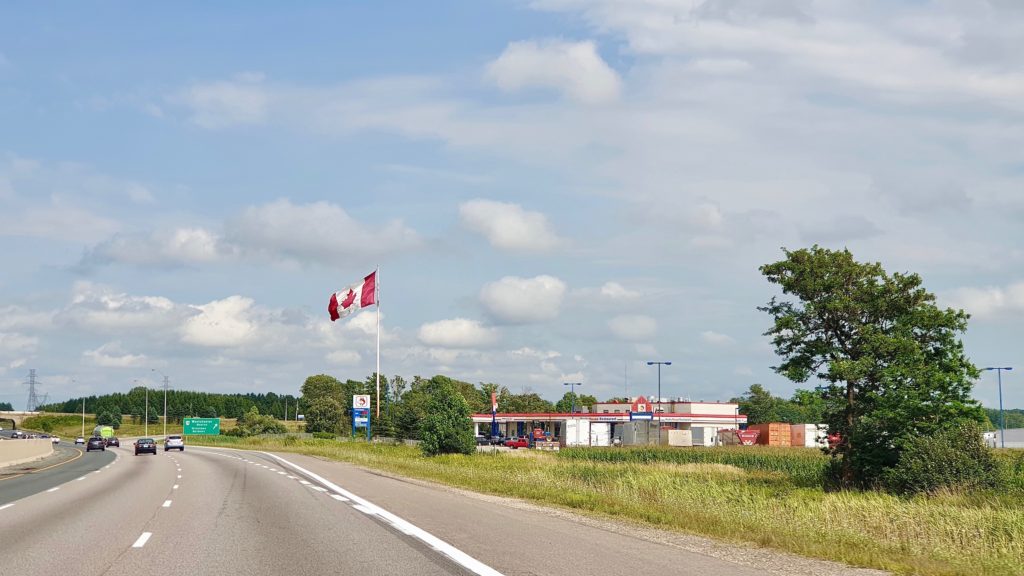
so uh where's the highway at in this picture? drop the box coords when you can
[0,445,879,576]
[0,442,115,506]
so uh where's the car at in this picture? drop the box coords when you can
[164,435,184,451]
[503,436,530,449]
[105,437,120,447]
[488,435,507,446]
[74,436,85,445]
[475,435,489,446]
[134,438,157,455]
[51,436,60,444]
[86,437,106,452]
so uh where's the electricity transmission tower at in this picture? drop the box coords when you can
[24,369,45,412]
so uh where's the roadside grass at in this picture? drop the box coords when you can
[188,435,1024,576]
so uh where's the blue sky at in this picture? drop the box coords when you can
[2,0,1023,410]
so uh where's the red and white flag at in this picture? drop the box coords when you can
[328,271,377,321]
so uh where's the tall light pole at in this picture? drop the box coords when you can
[647,361,672,445]
[563,382,582,413]
[983,367,1013,449]
[152,369,169,438]
[135,379,148,437]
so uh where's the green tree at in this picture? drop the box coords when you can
[733,384,783,424]
[305,396,344,435]
[0,402,13,410]
[760,246,984,488]
[420,378,475,456]
[201,406,218,418]
[555,392,597,413]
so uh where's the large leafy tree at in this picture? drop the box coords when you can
[420,378,475,456]
[760,246,983,488]
[304,397,344,435]
[554,392,598,413]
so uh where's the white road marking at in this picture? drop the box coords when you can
[0,503,14,511]
[76,476,86,481]
[173,484,179,489]
[177,475,182,479]
[132,532,152,548]
[330,494,350,502]
[311,486,328,492]
[162,500,172,508]
[46,487,60,493]
[287,475,297,479]
[261,452,504,576]
[268,468,278,471]
[277,471,287,475]
[299,480,311,485]
[353,504,375,515]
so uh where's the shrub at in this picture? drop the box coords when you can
[420,379,475,456]
[883,421,1003,495]
[228,407,287,437]
[312,431,335,440]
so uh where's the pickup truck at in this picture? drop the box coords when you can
[503,437,530,449]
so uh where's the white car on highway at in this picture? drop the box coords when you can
[51,436,60,444]
[74,437,85,445]
[165,435,184,451]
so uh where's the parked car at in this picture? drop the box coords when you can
[164,435,184,452]
[105,437,120,447]
[488,435,507,446]
[86,437,106,452]
[134,438,157,455]
[475,435,489,446]
[503,436,530,449]
[74,436,85,445]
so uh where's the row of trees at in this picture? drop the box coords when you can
[37,389,299,423]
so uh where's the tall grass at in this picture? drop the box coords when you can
[190,436,1024,576]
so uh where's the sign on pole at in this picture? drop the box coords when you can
[353,395,371,409]
[183,418,221,435]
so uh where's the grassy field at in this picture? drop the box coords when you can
[186,435,1024,576]
[18,413,306,439]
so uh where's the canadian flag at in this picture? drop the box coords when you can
[328,271,377,321]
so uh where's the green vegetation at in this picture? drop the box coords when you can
[983,407,1024,431]
[37,388,298,422]
[0,401,13,410]
[420,378,475,456]
[731,383,824,425]
[225,407,287,437]
[760,246,985,488]
[882,421,1004,495]
[187,436,1024,576]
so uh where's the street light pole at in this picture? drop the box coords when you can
[983,367,1013,449]
[647,361,672,445]
[563,382,582,413]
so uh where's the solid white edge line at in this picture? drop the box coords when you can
[330,494,349,502]
[46,487,60,493]
[259,451,504,576]
[0,503,14,511]
[132,532,152,548]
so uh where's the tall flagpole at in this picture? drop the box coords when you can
[376,266,381,421]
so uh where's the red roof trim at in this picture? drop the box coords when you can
[472,413,747,419]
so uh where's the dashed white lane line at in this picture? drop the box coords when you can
[46,487,60,493]
[298,480,311,485]
[330,494,350,502]
[162,500,172,508]
[0,503,14,511]
[277,471,287,475]
[132,532,152,548]
[172,484,179,490]
[311,486,328,492]
[177,475,182,479]
[287,475,298,479]
[76,476,86,481]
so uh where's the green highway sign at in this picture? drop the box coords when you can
[183,418,220,435]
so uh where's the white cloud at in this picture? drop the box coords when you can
[942,282,1024,319]
[326,349,362,365]
[701,331,736,346]
[480,275,567,324]
[0,332,39,355]
[85,227,225,267]
[83,341,148,368]
[417,318,498,348]
[608,315,657,341]
[65,282,184,332]
[600,281,641,299]
[181,296,258,347]
[176,72,270,128]
[510,347,562,360]
[486,39,621,104]
[459,199,560,252]
[226,199,420,266]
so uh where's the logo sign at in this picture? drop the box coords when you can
[630,412,654,421]
[630,396,651,414]
[353,395,371,409]
[183,418,221,435]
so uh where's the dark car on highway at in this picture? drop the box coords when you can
[134,438,157,456]
[105,437,120,447]
[86,437,106,452]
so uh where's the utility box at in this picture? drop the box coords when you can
[589,422,611,447]
[667,429,692,447]
[561,418,591,447]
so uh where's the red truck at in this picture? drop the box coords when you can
[503,436,530,449]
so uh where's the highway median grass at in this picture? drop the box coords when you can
[188,435,1024,576]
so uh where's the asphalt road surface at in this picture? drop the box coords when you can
[0,445,856,576]
[0,442,115,506]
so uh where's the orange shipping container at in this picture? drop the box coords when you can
[791,424,806,447]
[747,423,792,447]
